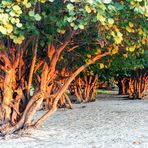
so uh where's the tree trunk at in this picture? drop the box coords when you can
[3,69,15,122]
[128,69,148,99]
[26,38,38,99]
[0,38,109,135]
[33,52,109,128]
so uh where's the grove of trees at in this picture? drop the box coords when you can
[0,0,147,136]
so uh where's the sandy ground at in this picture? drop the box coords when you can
[0,93,148,148]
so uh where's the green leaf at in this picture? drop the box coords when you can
[67,3,74,10]
[26,3,32,8]
[114,2,124,10]
[16,23,23,28]
[108,18,114,24]
[34,14,41,21]
[78,24,84,29]
[103,0,112,4]
[29,11,35,17]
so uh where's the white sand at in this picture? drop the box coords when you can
[0,94,148,148]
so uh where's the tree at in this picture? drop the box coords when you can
[0,0,147,135]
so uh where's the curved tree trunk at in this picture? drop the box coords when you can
[26,38,38,99]
[0,35,109,136]
[33,52,109,128]
[128,69,148,99]
[3,70,14,122]
[74,75,98,102]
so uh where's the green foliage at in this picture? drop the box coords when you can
[0,0,147,81]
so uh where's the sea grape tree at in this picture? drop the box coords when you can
[0,0,147,136]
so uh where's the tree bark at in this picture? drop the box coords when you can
[33,52,109,127]
[26,38,38,99]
